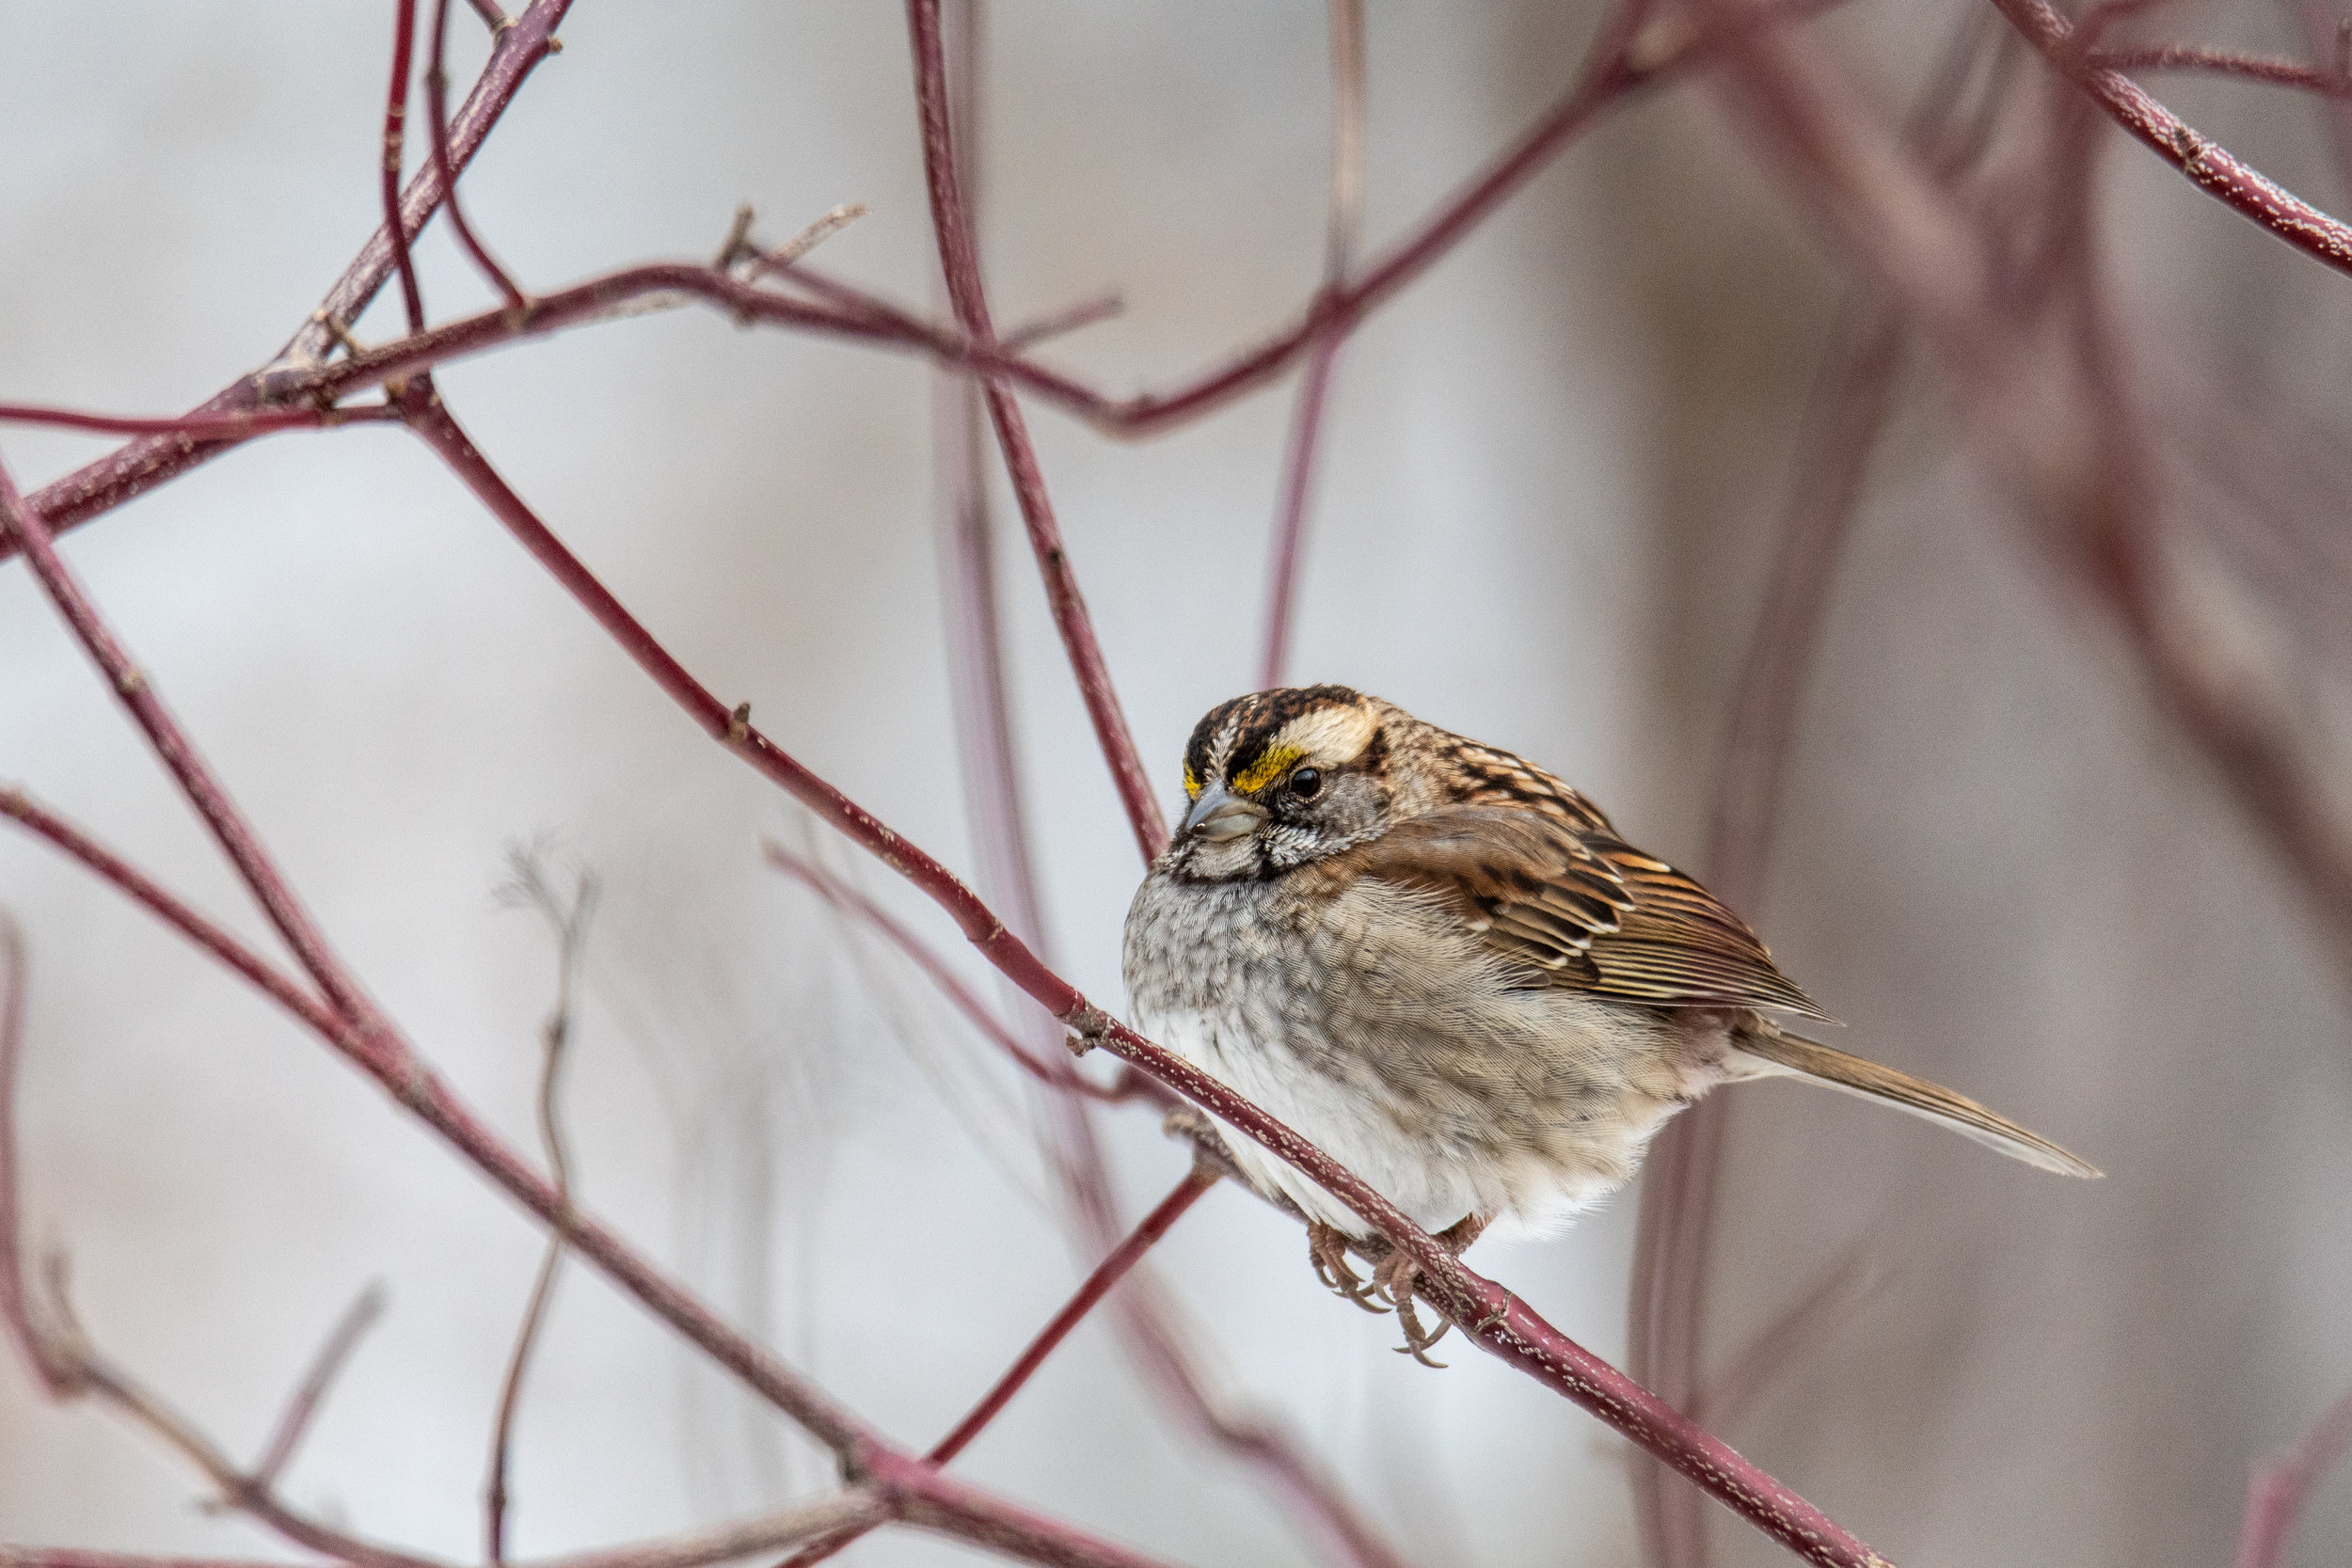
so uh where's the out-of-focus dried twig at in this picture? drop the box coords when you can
[0,931,432,1568]
[2232,1382,2352,1568]
[1689,1239,1884,1431]
[999,290,1124,351]
[762,840,1139,1103]
[248,1280,389,1491]
[0,916,68,1402]
[485,851,599,1565]
[735,204,870,277]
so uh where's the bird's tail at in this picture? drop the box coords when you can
[1730,1025,2101,1179]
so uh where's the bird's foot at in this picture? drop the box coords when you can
[1308,1221,1390,1314]
[1374,1214,1491,1369]
[1373,1252,1451,1366]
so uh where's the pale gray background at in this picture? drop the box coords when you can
[2,3,2347,1566]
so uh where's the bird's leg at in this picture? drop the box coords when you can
[1308,1220,1390,1313]
[1374,1213,1491,1368]
[1438,1212,1490,1254]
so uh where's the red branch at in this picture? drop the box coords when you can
[0,754,1189,1568]
[8,0,571,544]
[394,385,1895,1567]
[1993,0,2352,275]
[7,0,1824,565]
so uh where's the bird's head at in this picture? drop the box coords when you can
[1162,685,1402,881]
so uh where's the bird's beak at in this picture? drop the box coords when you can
[1182,782,1267,842]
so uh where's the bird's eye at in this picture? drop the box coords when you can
[1288,768,1323,800]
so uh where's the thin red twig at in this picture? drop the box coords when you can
[930,1165,1220,1465]
[906,0,1168,861]
[381,0,429,334]
[426,0,530,317]
[0,404,394,439]
[2090,43,2350,94]
[0,464,376,1027]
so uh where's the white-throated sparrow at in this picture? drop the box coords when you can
[1122,686,2097,1358]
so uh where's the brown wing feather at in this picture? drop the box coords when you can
[1338,806,1832,1021]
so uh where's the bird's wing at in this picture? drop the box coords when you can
[1344,805,1832,1020]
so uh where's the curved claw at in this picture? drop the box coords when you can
[1373,1253,1455,1368]
[1391,1295,1452,1368]
[1308,1221,1391,1314]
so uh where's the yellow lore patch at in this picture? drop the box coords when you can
[1232,744,1304,796]
[1182,762,1201,800]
